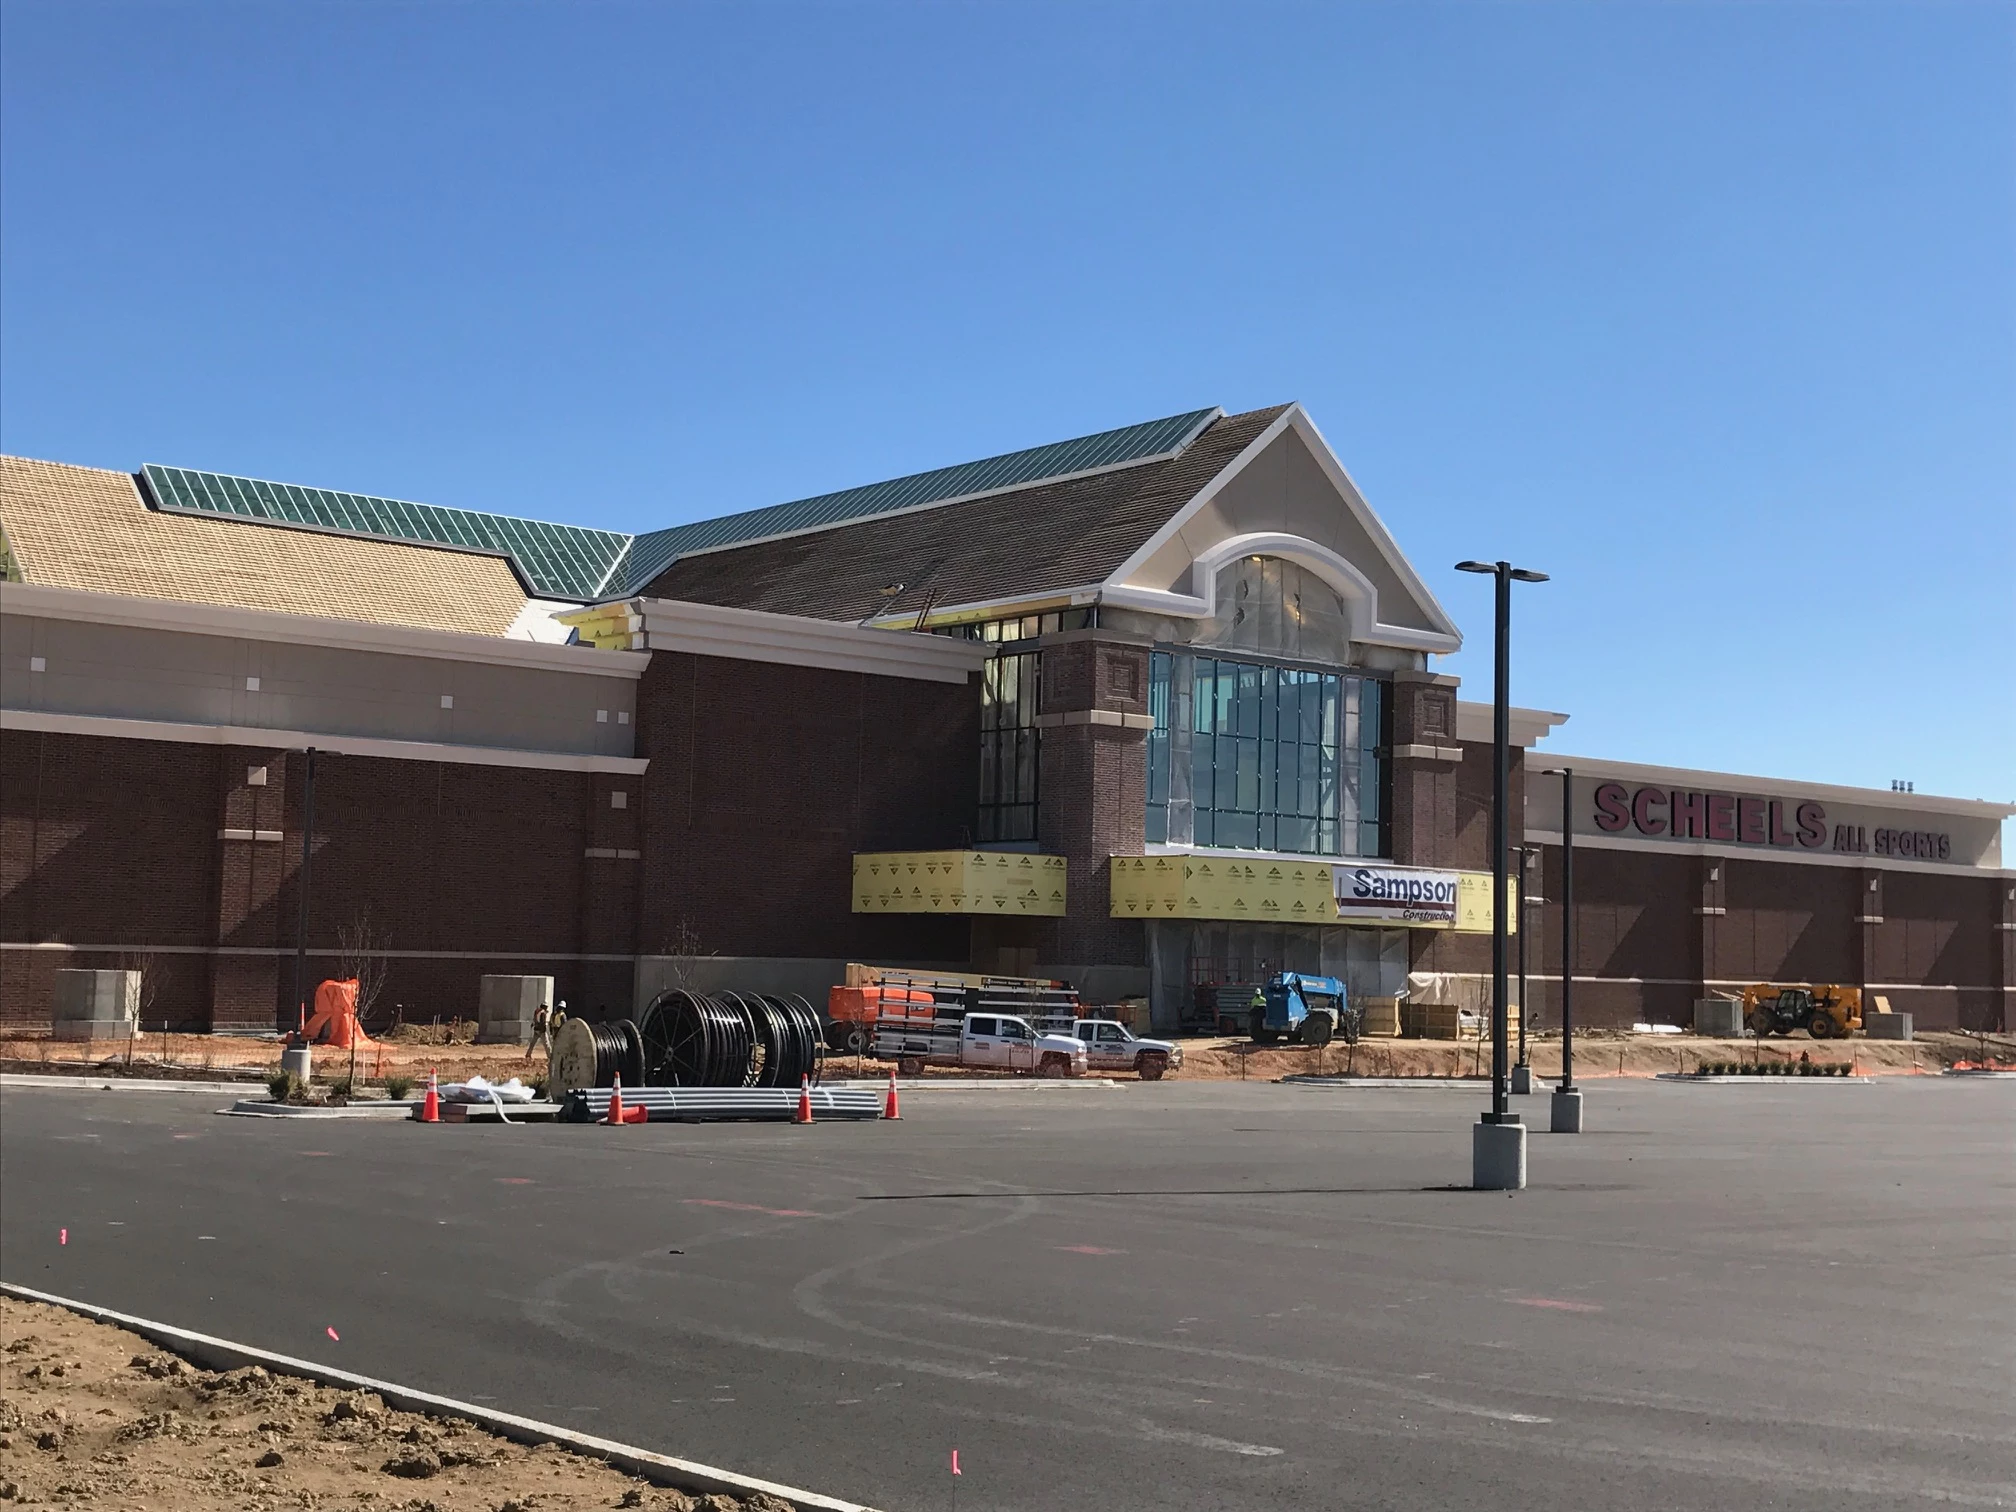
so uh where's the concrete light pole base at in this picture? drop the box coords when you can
[1510,1063,1533,1095]
[280,1046,311,1083]
[1472,1118,1527,1190]
[1550,1087,1583,1134]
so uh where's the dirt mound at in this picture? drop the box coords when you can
[0,1297,800,1510]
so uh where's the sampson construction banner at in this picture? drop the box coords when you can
[1110,855,1512,933]
[852,850,1067,916]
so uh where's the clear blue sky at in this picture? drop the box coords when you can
[4,2,2011,819]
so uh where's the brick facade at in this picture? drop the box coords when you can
[1,648,984,1030]
[1522,840,2010,1032]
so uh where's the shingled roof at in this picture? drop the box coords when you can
[637,405,1290,621]
[0,456,531,636]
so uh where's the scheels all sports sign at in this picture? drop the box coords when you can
[1591,783,1952,862]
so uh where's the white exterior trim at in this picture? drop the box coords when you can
[1455,701,1573,748]
[1100,405,1464,653]
[632,597,987,684]
[1,582,642,679]
[0,708,651,776]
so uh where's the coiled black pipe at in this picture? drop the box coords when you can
[580,1019,645,1088]
[635,989,824,1088]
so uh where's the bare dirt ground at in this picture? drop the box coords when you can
[0,1035,548,1091]
[4,1027,2008,1091]
[821,1028,2005,1082]
[0,1296,794,1511]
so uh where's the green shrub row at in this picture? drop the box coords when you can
[1696,1060,1852,1077]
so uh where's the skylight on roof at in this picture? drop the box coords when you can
[139,405,1221,603]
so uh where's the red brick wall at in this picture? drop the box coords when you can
[3,656,987,1032]
[631,650,978,965]
[1034,638,1152,972]
[1520,837,2009,1030]
[0,730,627,1031]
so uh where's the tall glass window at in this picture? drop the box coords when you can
[978,650,1040,842]
[1145,650,1386,857]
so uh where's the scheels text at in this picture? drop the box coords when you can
[1590,784,1950,861]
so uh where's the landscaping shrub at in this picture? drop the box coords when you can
[382,1074,414,1101]
[267,1070,299,1103]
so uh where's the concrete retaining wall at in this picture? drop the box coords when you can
[52,969,140,1041]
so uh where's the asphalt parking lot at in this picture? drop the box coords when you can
[3,1077,2011,1512]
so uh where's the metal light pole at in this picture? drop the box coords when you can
[1511,845,1536,1094]
[1456,560,1547,1189]
[290,747,318,1038]
[1540,764,1582,1133]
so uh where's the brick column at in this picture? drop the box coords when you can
[1997,881,2015,1033]
[1852,867,1885,994]
[1691,856,1725,1008]
[1034,634,1153,975]
[1387,671,1461,868]
[211,746,294,1032]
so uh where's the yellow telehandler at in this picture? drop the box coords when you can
[1741,983,1863,1039]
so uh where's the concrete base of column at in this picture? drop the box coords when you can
[1551,1087,1583,1134]
[1472,1118,1527,1190]
[1511,1063,1533,1095]
[280,1046,312,1083]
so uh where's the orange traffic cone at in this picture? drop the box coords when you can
[418,1069,439,1123]
[883,1067,901,1121]
[794,1074,813,1125]
[606,1075,625,1126]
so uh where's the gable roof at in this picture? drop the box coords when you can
[1,455,531,637]
[634,406,1291,622]
[133,407,1222,603]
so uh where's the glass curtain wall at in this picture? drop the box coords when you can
[938,608,1096,845]
[978,650,1040,842]
[1145,650,1387,857]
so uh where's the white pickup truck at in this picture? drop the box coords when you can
[876,1011,1090,1078]
[1069,1019,1183,1080]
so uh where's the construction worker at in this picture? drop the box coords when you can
[531,1003,550,1052]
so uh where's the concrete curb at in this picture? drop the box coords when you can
[1653,1073,1875,1085]
[221,1100,418,1118]
[823,1077,1118,1090]
[0,1282,881,1512]
[1942,1068,2016,1079]
[1,1073,268,1095]
[1280,1075,1493,1089]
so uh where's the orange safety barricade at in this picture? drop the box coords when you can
[299,978,377,1050]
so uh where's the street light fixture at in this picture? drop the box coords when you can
[1455,560,1548,1190]
[1539,765,1583,1134]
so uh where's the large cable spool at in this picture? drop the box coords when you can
[754,993,823,1088]
[548,1018,644,1095]
[639,990,753,1088]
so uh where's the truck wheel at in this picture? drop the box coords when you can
[823,1021,854,1052]
[898,1056,924,1078]
[1806,1013,1834,1040]
[1301,1014,1334,1049]
[1137,1053,1167,1082]
[1038,1053,1069,1078]
[1745,1010,1775,1038]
